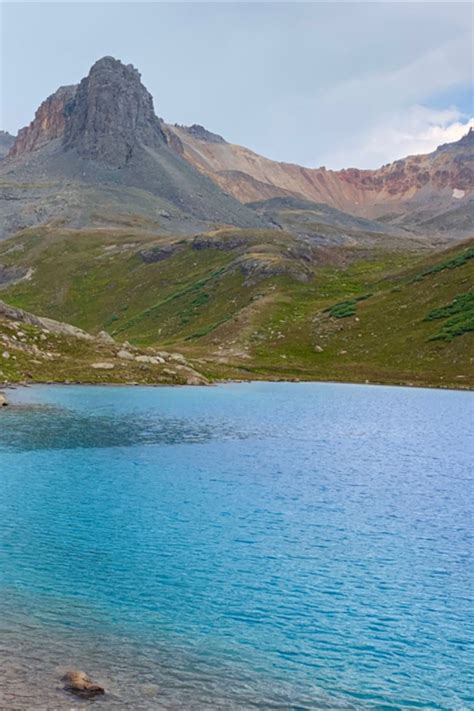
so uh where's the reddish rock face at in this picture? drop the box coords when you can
[8,85,76,158]
[337,138,473,196]
[165,124,474,218]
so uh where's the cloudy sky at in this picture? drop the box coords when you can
[1,2,472,169]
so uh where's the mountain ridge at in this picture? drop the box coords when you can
[165,124,473,234]
[2,56,472,241]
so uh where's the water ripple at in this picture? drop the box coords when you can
[0,383,472,710]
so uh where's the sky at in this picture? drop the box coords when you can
[1,2,472,169]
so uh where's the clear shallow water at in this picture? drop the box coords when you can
[0,383,472,710]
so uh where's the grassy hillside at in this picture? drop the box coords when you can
[230,242,473,389]
[0,301,208,386]
[0,225,472,388]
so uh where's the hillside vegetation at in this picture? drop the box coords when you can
[0,226,472,389]
[0,300,207,386]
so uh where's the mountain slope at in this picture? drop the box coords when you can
[247,196,429,247]
[0,131,15,160]
[0,58,264,239]
[165,124,474,236]
[0,224,471,388]
[0,299,207,385]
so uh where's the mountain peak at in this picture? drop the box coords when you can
[8,56,167,167]
[63,56,167,167]
[89,55,142,81]
[459,126,473,145]
[1,56,264,236]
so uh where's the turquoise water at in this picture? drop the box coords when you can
[0,383,472,710]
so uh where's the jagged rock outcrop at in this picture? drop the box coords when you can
[7,58,168,166]
[63,57,167,167]
[8,86,77,159]
[0,264,29,286]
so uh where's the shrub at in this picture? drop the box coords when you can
[425,291,474,341]
[413,247,474,283]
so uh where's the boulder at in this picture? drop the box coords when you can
[62,670,105,698]
[117,349,135,360]
[185,373,206,386]
[135,355,165,365]
[97,330,115,344]
[0,392,8,407]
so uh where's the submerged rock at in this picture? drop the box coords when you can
[62,670,105,698]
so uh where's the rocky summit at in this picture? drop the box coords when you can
[0,57,264,237]
[62,57,167,167]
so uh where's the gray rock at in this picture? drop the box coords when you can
[117,349,135,360]
[96,330,115,344]
[0,131,15,160]
[135,354,165,365]
[63,57,167,168]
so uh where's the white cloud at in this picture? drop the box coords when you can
[317,107,474,170]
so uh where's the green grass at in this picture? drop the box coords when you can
[1,226,473,389]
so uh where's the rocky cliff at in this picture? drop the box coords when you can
[8,86,76,159]
[1,57,264,237]
[63,57,167,167]
[7,58,168,164]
